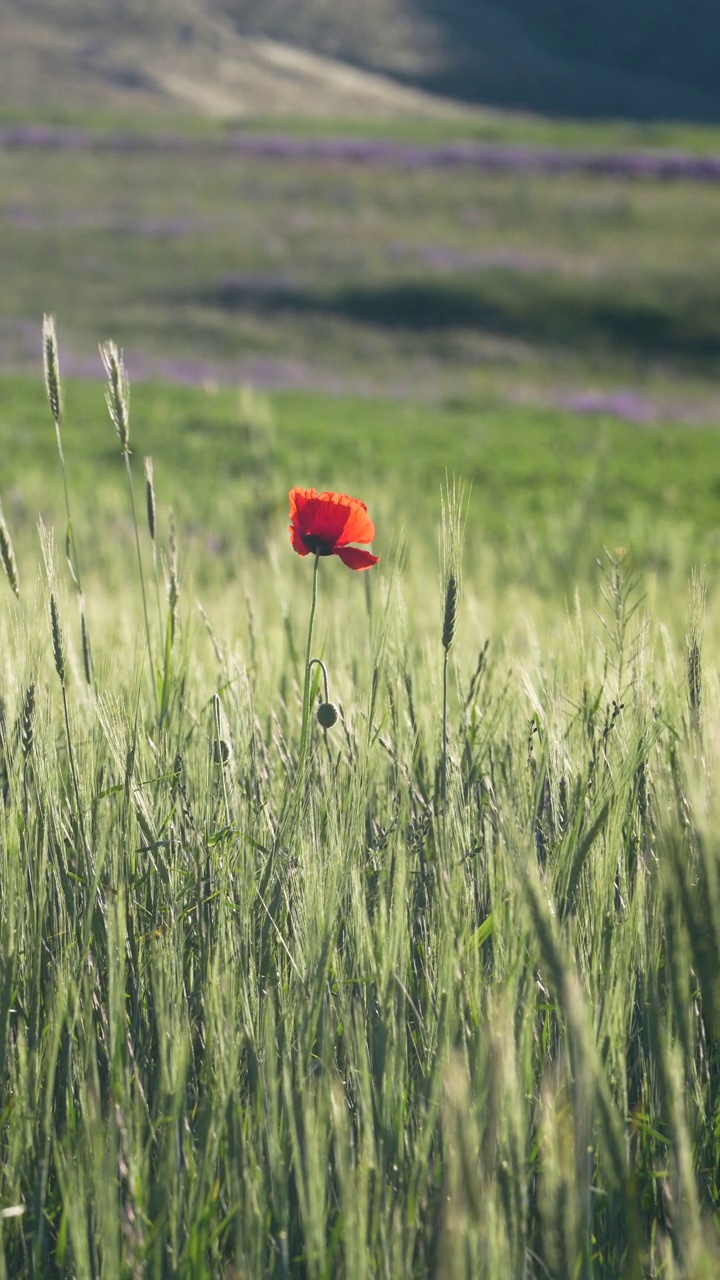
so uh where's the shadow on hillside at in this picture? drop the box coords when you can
[211,273,720,367]
[406,0,720,120]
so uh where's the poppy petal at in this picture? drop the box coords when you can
[336,500,375,547]
[335,546,380,571]
[295,496,352,548]
[290,524,310,555]
[289,487,316,520]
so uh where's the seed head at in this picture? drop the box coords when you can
[442,574,458,653]
[439,476,468,655]
[42,314,62,424]
[686,568,705,741]
[20,683,35,761]
[0,506,19,598]
[81,603,93,685]
[50,594,65,685]
[100,341,130,453]
[144,456,156,542]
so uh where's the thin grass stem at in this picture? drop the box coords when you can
[145,456,164,639]
[124,451,158,718]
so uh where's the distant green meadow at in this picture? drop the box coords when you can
[1,120,719,414]
[3,104,720,153]
[2,372,719,600]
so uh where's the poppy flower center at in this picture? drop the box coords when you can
[303,535,335,555]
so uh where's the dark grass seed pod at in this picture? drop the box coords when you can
[212,738,231,766]
[317,702,339,729]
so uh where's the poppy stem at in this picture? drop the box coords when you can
[299,553,321,766]
[307,658,330,705]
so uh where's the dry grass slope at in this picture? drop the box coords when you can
[0,1,474,121]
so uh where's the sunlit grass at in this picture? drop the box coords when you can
[0,350,719,1275]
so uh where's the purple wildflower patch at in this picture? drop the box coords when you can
[557,389,660,423]
[2,126,720,184]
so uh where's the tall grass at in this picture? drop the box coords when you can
[0,350,719,1278]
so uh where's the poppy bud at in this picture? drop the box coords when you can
[317,702,339,729]
[212,738,231,765]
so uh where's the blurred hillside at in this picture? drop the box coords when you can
[220,0,720,119]
[0,0,461,121]
[2,0,718,122]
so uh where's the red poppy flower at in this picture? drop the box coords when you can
[289,488,379,570]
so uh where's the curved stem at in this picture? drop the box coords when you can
[307,658,330,705]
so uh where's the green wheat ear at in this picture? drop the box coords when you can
[100,340,130,454]
[442,574,457,654]
[144,456,157,543]
[80,602,92,686]
[50,594,65,686]
[439,474,469,806]
[42,316,93,683]
[686,566,705,742]
[0,504,19,598]
[20,683,35,762]
[42,313,62,425]
[101,343,158,717]
[439,474,469,650]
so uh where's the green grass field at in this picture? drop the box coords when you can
[2,122,720,411]
[2,92,720,1276]
[2,371,719,602]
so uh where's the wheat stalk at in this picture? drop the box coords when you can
[439,476,469,806]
